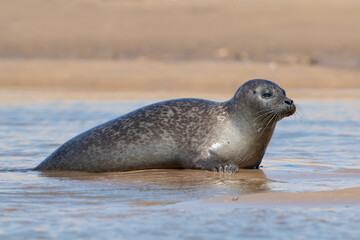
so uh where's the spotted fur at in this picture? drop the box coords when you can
[35,79,295,173]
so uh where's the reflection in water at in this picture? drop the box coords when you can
[41,169,270,196]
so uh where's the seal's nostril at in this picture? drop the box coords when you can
[284,99,293,105]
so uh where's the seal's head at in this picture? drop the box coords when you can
[233,79,296,124]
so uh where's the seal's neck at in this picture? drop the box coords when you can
[227,99,278,134]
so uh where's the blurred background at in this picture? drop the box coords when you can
[0,0,359,100]
[1,2,360,239]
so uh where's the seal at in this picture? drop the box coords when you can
[34,79,296,173]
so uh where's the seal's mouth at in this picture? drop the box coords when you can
[282,104,296,117]
[282,97,296,117]
[254,100,296,128]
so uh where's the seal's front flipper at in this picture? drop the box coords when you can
[196,158,239,173]
[212,163,239,173]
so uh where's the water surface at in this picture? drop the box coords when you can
[0,99,359,239]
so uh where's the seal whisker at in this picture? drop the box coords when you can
[269,113,278,130]
[252,110,273,123]
[261,109,277,124]
[275,113,281,127]
[257,113,273,131]
[255,109,276,125]
[293,105,304,124]
[264,112,277,130]
[257,112,276,135]
[255,113,272,126]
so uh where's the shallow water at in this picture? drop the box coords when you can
[0,99,359,239]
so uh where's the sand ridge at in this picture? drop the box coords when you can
[206,187,360,207]
[0,59,359,102]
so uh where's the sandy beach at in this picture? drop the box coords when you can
[1,59,360,102]
[0,0,359,101]
[2,0,360,64]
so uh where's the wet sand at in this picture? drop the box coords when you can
[206,187,360,207]
[40,168,360,207]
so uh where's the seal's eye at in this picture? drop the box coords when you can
[262,92,272,98]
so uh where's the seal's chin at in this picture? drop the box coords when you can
[280,103,296,118]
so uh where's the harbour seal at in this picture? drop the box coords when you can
[34,79,296,173]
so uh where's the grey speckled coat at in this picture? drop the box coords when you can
[34,79,296,172]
